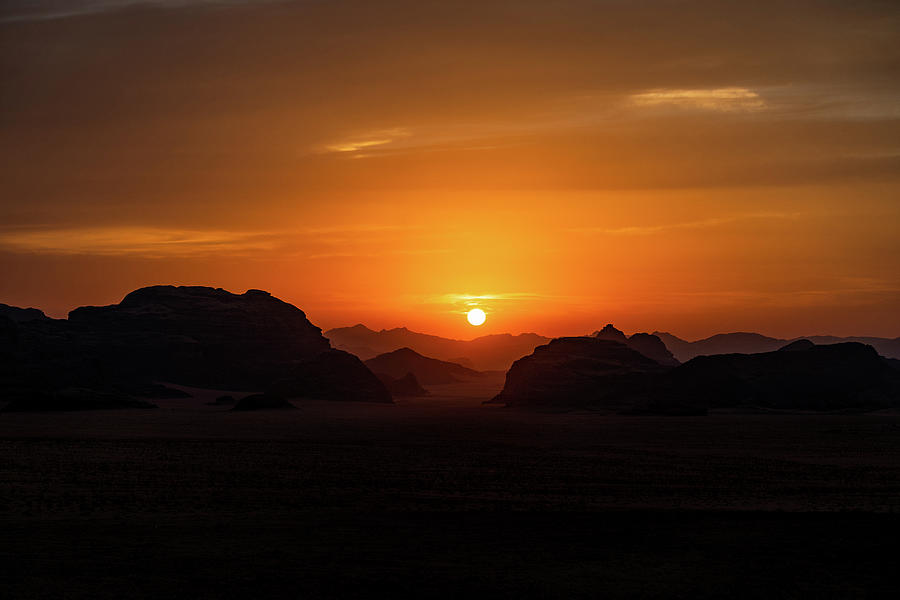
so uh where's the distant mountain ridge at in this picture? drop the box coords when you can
[329,323,900,370]
[654,331,900,362]
[325,324,550,371]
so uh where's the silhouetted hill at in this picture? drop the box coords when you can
[592,324,628,343]
[67,286,330,388]
[592,325,679,366]
[779,339,815,352]
[375,372,429,397]
[653,331,785,361]
[0,286,390,409]
[326,324,549,370]
[489,337,696,414]
[268,349,392,403]
[365,347,482,384]
[665,342,900,411]
[626,333,680,366]
[654,331,900,361]
[0,303,50,323]
[800,336,900,360]
[492,338,899,413]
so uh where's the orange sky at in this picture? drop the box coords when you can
[2,0,899,340]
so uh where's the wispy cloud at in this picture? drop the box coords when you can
[423,292,544,314]
[630,87,766,112]
[306,247,450,260]
[300,224,419,235]
[434,293,542,304]
[0,226,279,257]
[0,223,439,259]
[572,212,799,235]
[324,128,411,154]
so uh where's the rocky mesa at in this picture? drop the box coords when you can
[1,286,391,409]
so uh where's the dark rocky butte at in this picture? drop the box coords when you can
[493,336,900,413]
[490,337,695,414]
[592,325,680,367]
[1,286,391,410]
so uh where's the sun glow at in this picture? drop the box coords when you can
[466,308,486,326]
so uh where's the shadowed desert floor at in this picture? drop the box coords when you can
[3,374,899,598]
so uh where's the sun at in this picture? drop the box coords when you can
[466,308,486,326]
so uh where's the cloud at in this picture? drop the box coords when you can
[300,224,420,235]
[630,87,766,112]
[572,212,800,235]
[306,247,450,260]
[324,128,411,154]
[0,226,280,257]
[435,293,542,303]
[424,292,545,314]
[0,223,440,259]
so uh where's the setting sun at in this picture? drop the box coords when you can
[466,308,486,326]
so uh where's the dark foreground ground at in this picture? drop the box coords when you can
[3,375,900,598]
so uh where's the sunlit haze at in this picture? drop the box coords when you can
[2,0,899,340]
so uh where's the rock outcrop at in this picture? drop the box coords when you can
[591,326,679,366]
[1,286,392,409]
[0,303,50,323]
[67,286,331,389]
[490,337,695,413]
[364,347,482,384]
[592,324,628,344]
[663,342,900,411]
[491,337,899,414]
[623,332,680,366]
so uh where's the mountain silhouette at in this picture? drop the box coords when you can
[364,347,482,384]
[489,337,693,413]
[492,337,900,413]
[66,286,331,388]
[592,325,680,366]
[654,331,900,361]
[0,303,50,323]
[268,348,392,403]
[664,342,900,411]
[326,324,549,370]
[778,339,816,352]
[375,372,429,397]
[1,286,391,410]
[592,324,628,343]
[653,331,786,361]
